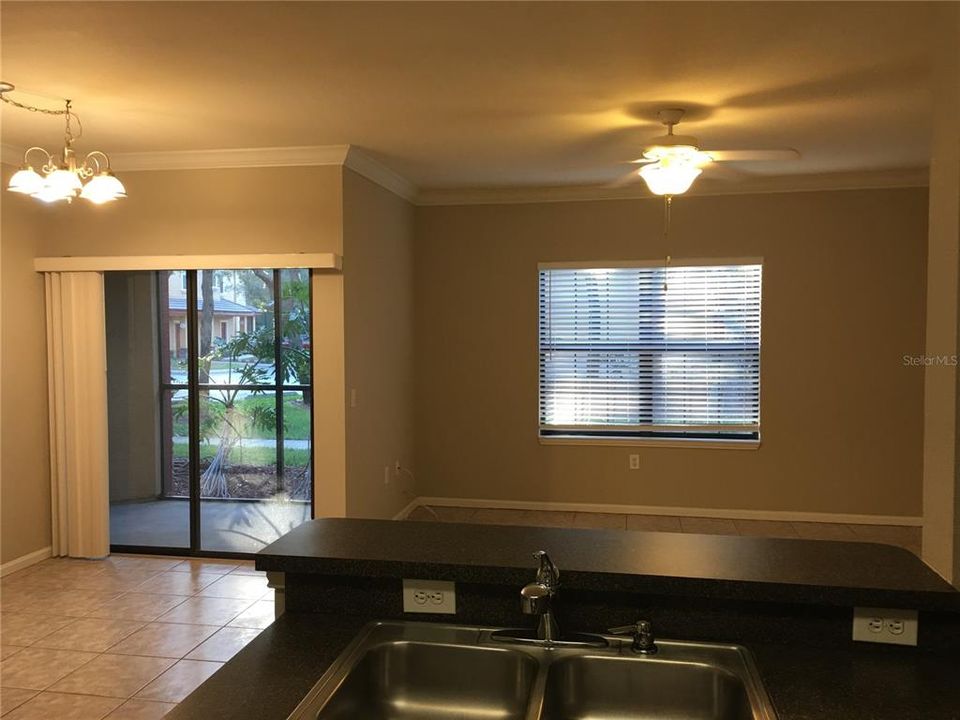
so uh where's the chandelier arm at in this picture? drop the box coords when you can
[23,146,54,172]
[81,150,111,177]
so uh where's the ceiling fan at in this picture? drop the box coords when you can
[621,108,800,196]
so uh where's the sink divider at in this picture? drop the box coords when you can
[522,655,550,720]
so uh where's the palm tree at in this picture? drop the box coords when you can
[198,326,277,498]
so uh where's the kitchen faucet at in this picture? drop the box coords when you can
[521,550,560,642]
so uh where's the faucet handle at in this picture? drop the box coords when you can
[608,619,658,654]
[533,550,560,589]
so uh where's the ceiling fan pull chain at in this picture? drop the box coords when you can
[663,195,672,292]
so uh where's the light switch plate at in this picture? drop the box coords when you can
[852,607,918,646]
[402,579,456,614]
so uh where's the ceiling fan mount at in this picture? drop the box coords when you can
[644,108,701,150]
[657,108,686,127]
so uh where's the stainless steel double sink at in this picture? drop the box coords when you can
[288,621,778,719]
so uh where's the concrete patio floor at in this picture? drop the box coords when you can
[110,498,311,553]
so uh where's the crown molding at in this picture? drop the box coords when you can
[113,144,420,202]
[415,167,931,206]
[108,144,351,171]
[3,141,927,206]
[343,146,418,202]
[2,141,351,171]
[1,141,418,201]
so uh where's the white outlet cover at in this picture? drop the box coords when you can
[852,607,918,646]
[402,579,456,614]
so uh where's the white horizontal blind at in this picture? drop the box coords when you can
[538,263,762,440]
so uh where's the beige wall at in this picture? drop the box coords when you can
[0,164,350,560]
[414,188,929,518]
[39,165,344,256]
[0,157,936,562]
[342,168,416,519]
[1,179,52,564]
[922,2,960,583]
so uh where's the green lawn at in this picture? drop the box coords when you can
[172,442,310,467]
[172,392,310,440]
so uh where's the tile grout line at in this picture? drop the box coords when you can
[1,555,266,717]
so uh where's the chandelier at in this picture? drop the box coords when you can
[2,82,126,205]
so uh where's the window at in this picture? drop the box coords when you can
[538,261,762,444]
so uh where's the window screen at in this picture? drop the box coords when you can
[538,262,761,441]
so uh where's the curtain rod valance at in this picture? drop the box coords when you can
[34,252,342,273]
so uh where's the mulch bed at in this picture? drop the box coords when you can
[168,458,308,499]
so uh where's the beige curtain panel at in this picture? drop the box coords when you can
[44,271,110,558]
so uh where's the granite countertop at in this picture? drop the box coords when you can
[168,611,960,720]
[170,519,960,719]
[256,518,959,610]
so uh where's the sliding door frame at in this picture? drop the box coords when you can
[110,268,316,559]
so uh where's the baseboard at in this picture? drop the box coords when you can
[392,497,421,521]
[412,496,922,527]
[0,546,52,577]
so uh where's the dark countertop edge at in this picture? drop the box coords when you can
[255,554,960,612]
[166,612,366,720]
[168,611,960,720]
[252,519,958,612]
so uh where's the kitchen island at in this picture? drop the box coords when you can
[168,518,960,720]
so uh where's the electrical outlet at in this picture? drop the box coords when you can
[628,454,640,470]
[852,607,918,646]
[403,579,456,614]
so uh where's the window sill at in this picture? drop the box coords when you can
[538,436,761,450]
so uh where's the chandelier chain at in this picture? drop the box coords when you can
[1,90,83,143]
[0,92,70,116]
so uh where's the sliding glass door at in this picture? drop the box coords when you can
[107,267,313,556]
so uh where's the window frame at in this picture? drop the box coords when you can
[537,258,763,450]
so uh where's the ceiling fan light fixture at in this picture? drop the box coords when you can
[638,151,707,196]
[641,144,713,164]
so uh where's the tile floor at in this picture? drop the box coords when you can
[0,510,921,718]
[405,506,923,555]
[0,555,274,719]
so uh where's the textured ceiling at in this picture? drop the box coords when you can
[0,1,939,190]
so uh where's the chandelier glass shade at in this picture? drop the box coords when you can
[10,146,127,205]
[2,86,126,205]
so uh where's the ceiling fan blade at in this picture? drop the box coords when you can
[607,167,643,188]
[703,163,751,181]
[706,149,800,162]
